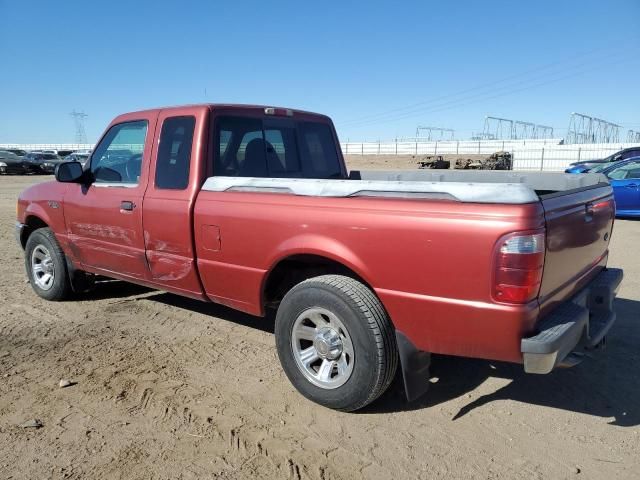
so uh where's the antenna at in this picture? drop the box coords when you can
[69,110,88,144]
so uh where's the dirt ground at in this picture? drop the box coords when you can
[344,154,491,171]
[0,172,639,480]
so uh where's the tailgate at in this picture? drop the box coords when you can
[539,185,615,304]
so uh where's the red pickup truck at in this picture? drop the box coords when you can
[16,104,623,411]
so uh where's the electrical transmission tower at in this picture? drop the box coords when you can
[482,116,555,140]
[69,110,88,144]
[483,116,514,140]
[514,121,536,140]
[627,130,640,143]
[415,126,455,141]
[534,125,554,139]
[566,113,620,144]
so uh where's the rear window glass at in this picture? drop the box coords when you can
[155,116,195,190]
[214,115,342,179]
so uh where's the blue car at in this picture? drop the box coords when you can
[565,163,592,173]
[568,157,640,218]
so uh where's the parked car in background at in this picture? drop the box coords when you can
[598,158,640,217]
[567,157,640,217]
[0,149,26,174]
[39,153,65,173]
[566,146,640,172]
[64,152,91,168]
[23,153,45,173]
[6,148,27,157]
[23,152,62,174]
[57,149,75,158]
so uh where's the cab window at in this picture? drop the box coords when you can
[155,116,196,190]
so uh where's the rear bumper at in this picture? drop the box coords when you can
[521,268,623,373]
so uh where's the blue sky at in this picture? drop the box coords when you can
[1,0,639,143]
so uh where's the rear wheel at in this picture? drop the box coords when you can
[275,275,398,411]
[25,228,71,301]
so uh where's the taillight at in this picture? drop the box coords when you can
[493,231,545,304]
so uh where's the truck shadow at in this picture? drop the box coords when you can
[368,297,640,426]
[83,282,639,426]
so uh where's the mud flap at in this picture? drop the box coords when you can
[65,257,95,293]
[396,331,431,402]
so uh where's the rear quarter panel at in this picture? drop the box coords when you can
[194,191,545,362]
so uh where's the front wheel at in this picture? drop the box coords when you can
[25,228,72,301]
[275,275,398,411]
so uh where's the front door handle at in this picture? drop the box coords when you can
[624,183,638,188]
[120,201,136,211]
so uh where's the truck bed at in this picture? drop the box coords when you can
[201,170,609,204]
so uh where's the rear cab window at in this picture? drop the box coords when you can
[213,114,343,179]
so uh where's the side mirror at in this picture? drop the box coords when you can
[55,161,85,183]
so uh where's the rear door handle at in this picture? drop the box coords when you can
[624,183,638,188]
[120,201,136,211]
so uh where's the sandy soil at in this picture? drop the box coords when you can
[0,174,639,480]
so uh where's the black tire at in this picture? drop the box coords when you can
[275,275,398,411]
[25,228,72,301]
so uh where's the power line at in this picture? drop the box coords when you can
[337,45,625,127]
[338,54,637,131]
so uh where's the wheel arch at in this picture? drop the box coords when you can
[262,252,378,313]
[20,214,50,248]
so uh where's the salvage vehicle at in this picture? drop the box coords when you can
[15,104,623,411]
[0,149,26,174]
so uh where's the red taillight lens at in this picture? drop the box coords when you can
[493,231,545,304]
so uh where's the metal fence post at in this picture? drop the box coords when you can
[395,141,398,155]
[435,141,438,155]
[415,142,418,155]
[478,141,481,154]
[378,141,380,154]
[540,147,545,171]
[456,141,459,155]
[361,143,363,155]
[577,147,581,161]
